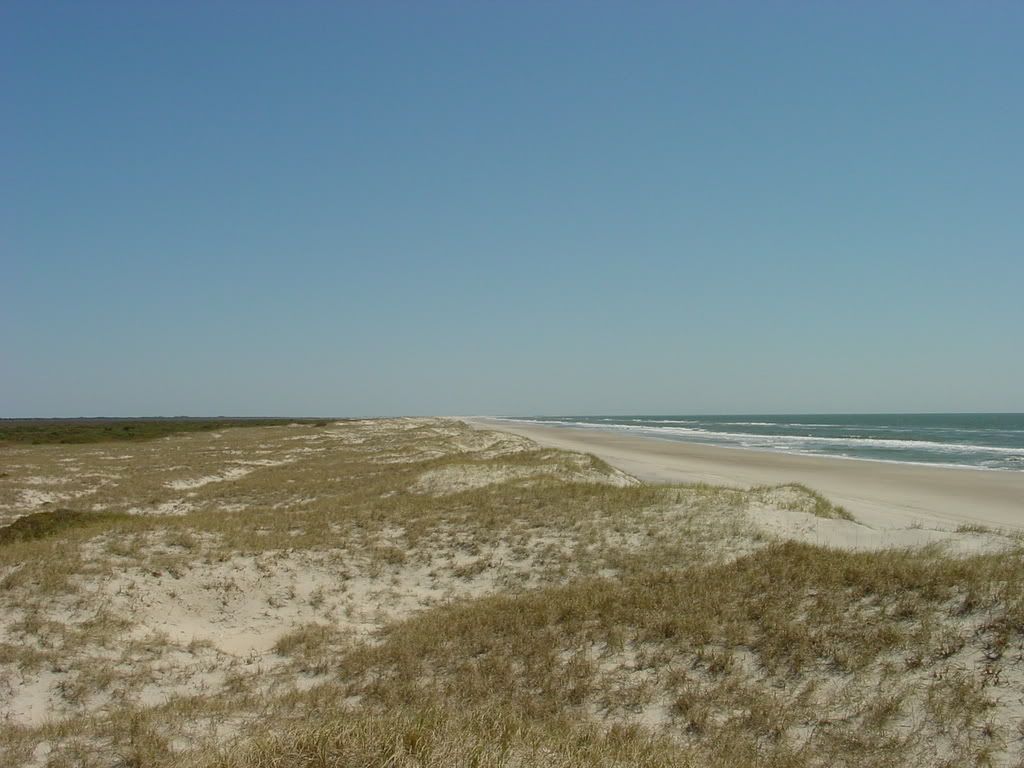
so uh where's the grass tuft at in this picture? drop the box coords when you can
[0,508,130,546]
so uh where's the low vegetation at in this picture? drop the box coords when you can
[0,418,1021,767]
[0,508,130,545]
[0,418,330,445]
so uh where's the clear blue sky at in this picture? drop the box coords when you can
[3,2,1022,417]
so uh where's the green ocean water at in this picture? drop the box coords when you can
[506,414,1024,471]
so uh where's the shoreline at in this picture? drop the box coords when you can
[466,417,1024,534]
[502,424,1022,474]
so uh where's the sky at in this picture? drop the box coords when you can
[3,2,1022,417]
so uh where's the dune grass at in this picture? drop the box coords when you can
[0,508,131,545]
[749,482,854,520]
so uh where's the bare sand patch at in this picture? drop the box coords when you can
[165,467,253,490]
[127,499,196,517]
[748,501,1016,554]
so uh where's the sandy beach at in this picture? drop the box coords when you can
[467,418,1024,537]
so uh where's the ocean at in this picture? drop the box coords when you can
[502,414,1024,471]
